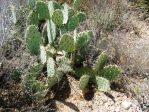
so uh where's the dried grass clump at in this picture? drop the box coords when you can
[88,0,124,31]
[0,0,28,47]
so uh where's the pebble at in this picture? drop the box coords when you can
[121,100,132,110]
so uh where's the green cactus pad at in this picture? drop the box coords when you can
[48,1,61,17]
[47,20,56,43]
[52,9,63,27]
[40,45,47,64]
[73,0,80,10]
[48,70,64,89]
[32,80,46,93]
[76,12,86,22]
[74,66,94,78]
[29,63,43,78]
[48,75,58,88]
[76,31,93,49]
[94,52,108,72]
[79,75,90,91]
[57,57,72,73]
[68,15,79,31]
[59,34,75,52]
[27,11,38,25]
[101,65,122,80]
[96,76,111,92]
[26,25,41,55]
[36,1,50,20]
[47,57,55,77]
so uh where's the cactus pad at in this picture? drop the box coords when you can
[40,45,47,64]
[94,52,108,72]
[76,31,93,49]
[47,20,56,43]
[59,34,75,52]
[48,1,61,17]
[77,12,86,22]
[26,25,41,55]
[52,9,63,27]
[36,1,50,20]
[27,11,38,25]
[96,76,111,92]
[32,80,46,93]
[79,75,90,91]
[68,15,79,31]
[29,63,43,78]
[62,3,69,24]
[48,75,58,89]
[101,65,122,80]
[47,57,55,77]
[74,66,94,78]
[57,57,72,73]
[48,70,64,89]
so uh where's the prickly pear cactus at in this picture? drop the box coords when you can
[59,34,75,52]
[32,80,46,94]
[40,45,47,64]
[68,15,79,31]
[48,1,61,17]
[47,20,56,43]
[62,3,69,24]
[79,75,90,91]
[57,56,72,73]
[48,70,64,89]
[27,11,38,25]
[76,12,86,22]
[36,1,50,20]
[47,57,55,77]
[101,65,122,81]
[29,63,43,78]
[94,52,108,72]
[96,76,111,92]
[26,25,41,55]
[76,31,93,49]
[24,0,122,97]
[52,9,64,27]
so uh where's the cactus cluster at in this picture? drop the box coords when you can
[23,0,122,100]
[77,52,122,92]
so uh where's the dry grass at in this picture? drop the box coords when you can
[88,0,124,31]
[0,0,28,47]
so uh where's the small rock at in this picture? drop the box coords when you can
[121,100,132,110]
